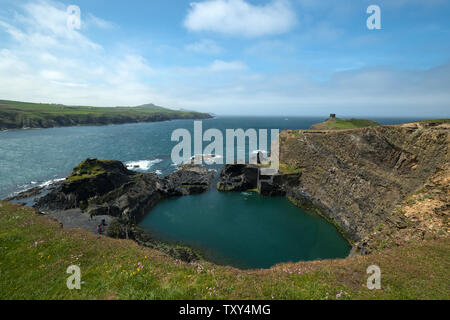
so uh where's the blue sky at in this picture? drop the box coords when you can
[0,0,449,117]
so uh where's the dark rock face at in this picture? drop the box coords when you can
[258,173,301,197]
[35,159,136,211]
[35,159,215,224]
[5,186,46,201]
[217,164,259,191]
[217,162,302,198]
[164,166,215,196]
[217,164,301,196]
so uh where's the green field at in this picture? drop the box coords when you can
[0,100,211,130]
[324,118,380,130]
[0,201,448,300]
[309,117,380,130]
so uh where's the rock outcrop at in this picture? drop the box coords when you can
[35,159,215,223]
[217,164,301,196]
[217,164,259,191]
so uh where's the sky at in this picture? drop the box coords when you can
[0,0,449,117]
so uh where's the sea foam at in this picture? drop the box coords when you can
[125,159,163,171]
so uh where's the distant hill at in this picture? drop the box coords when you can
[0,100,211,130]
[309,115,380,130]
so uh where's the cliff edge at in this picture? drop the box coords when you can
[280,121,449,253]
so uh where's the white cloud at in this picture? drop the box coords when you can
[40,69,66,81]
[0,0,165,107]
[208,60,246,71]
[85,13,115,30]
[185,39,223,54]
[2,1,101,50]
[184,0,297,37]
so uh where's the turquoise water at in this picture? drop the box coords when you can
[0,116,421,268]
[139,189,351,269]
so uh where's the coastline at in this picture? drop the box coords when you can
[0,99,213,131]
[0,114,213,132]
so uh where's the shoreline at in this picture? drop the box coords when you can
[0,115,214,132]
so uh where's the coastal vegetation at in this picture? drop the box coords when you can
[0,99,211,130]
[67,159,114,182]
[0,201,448,299]
[309,116,380,130]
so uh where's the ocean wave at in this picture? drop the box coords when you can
[39,178,65,188]
[12,178,65,196]
[190,154,223,160]
[125,159,163,171]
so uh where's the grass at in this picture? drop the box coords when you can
[67,159,113,182]
[0,99,211,130]
[325,118,380,130]
[0,201,449,300]
[279,163,302,174]
[418,119,450,124]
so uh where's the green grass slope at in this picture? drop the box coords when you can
[0,201,448,300]
[310,117,380,130]
[0,99,211,130]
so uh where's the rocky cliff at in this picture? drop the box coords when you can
[279,121,449,251]
[216,121,448,254]
[35,159,214,223]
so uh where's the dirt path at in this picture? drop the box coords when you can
[44,209,115,235]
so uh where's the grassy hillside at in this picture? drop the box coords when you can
[310,117,380,130]
[0,100,211,130]
[0,201,448,300]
